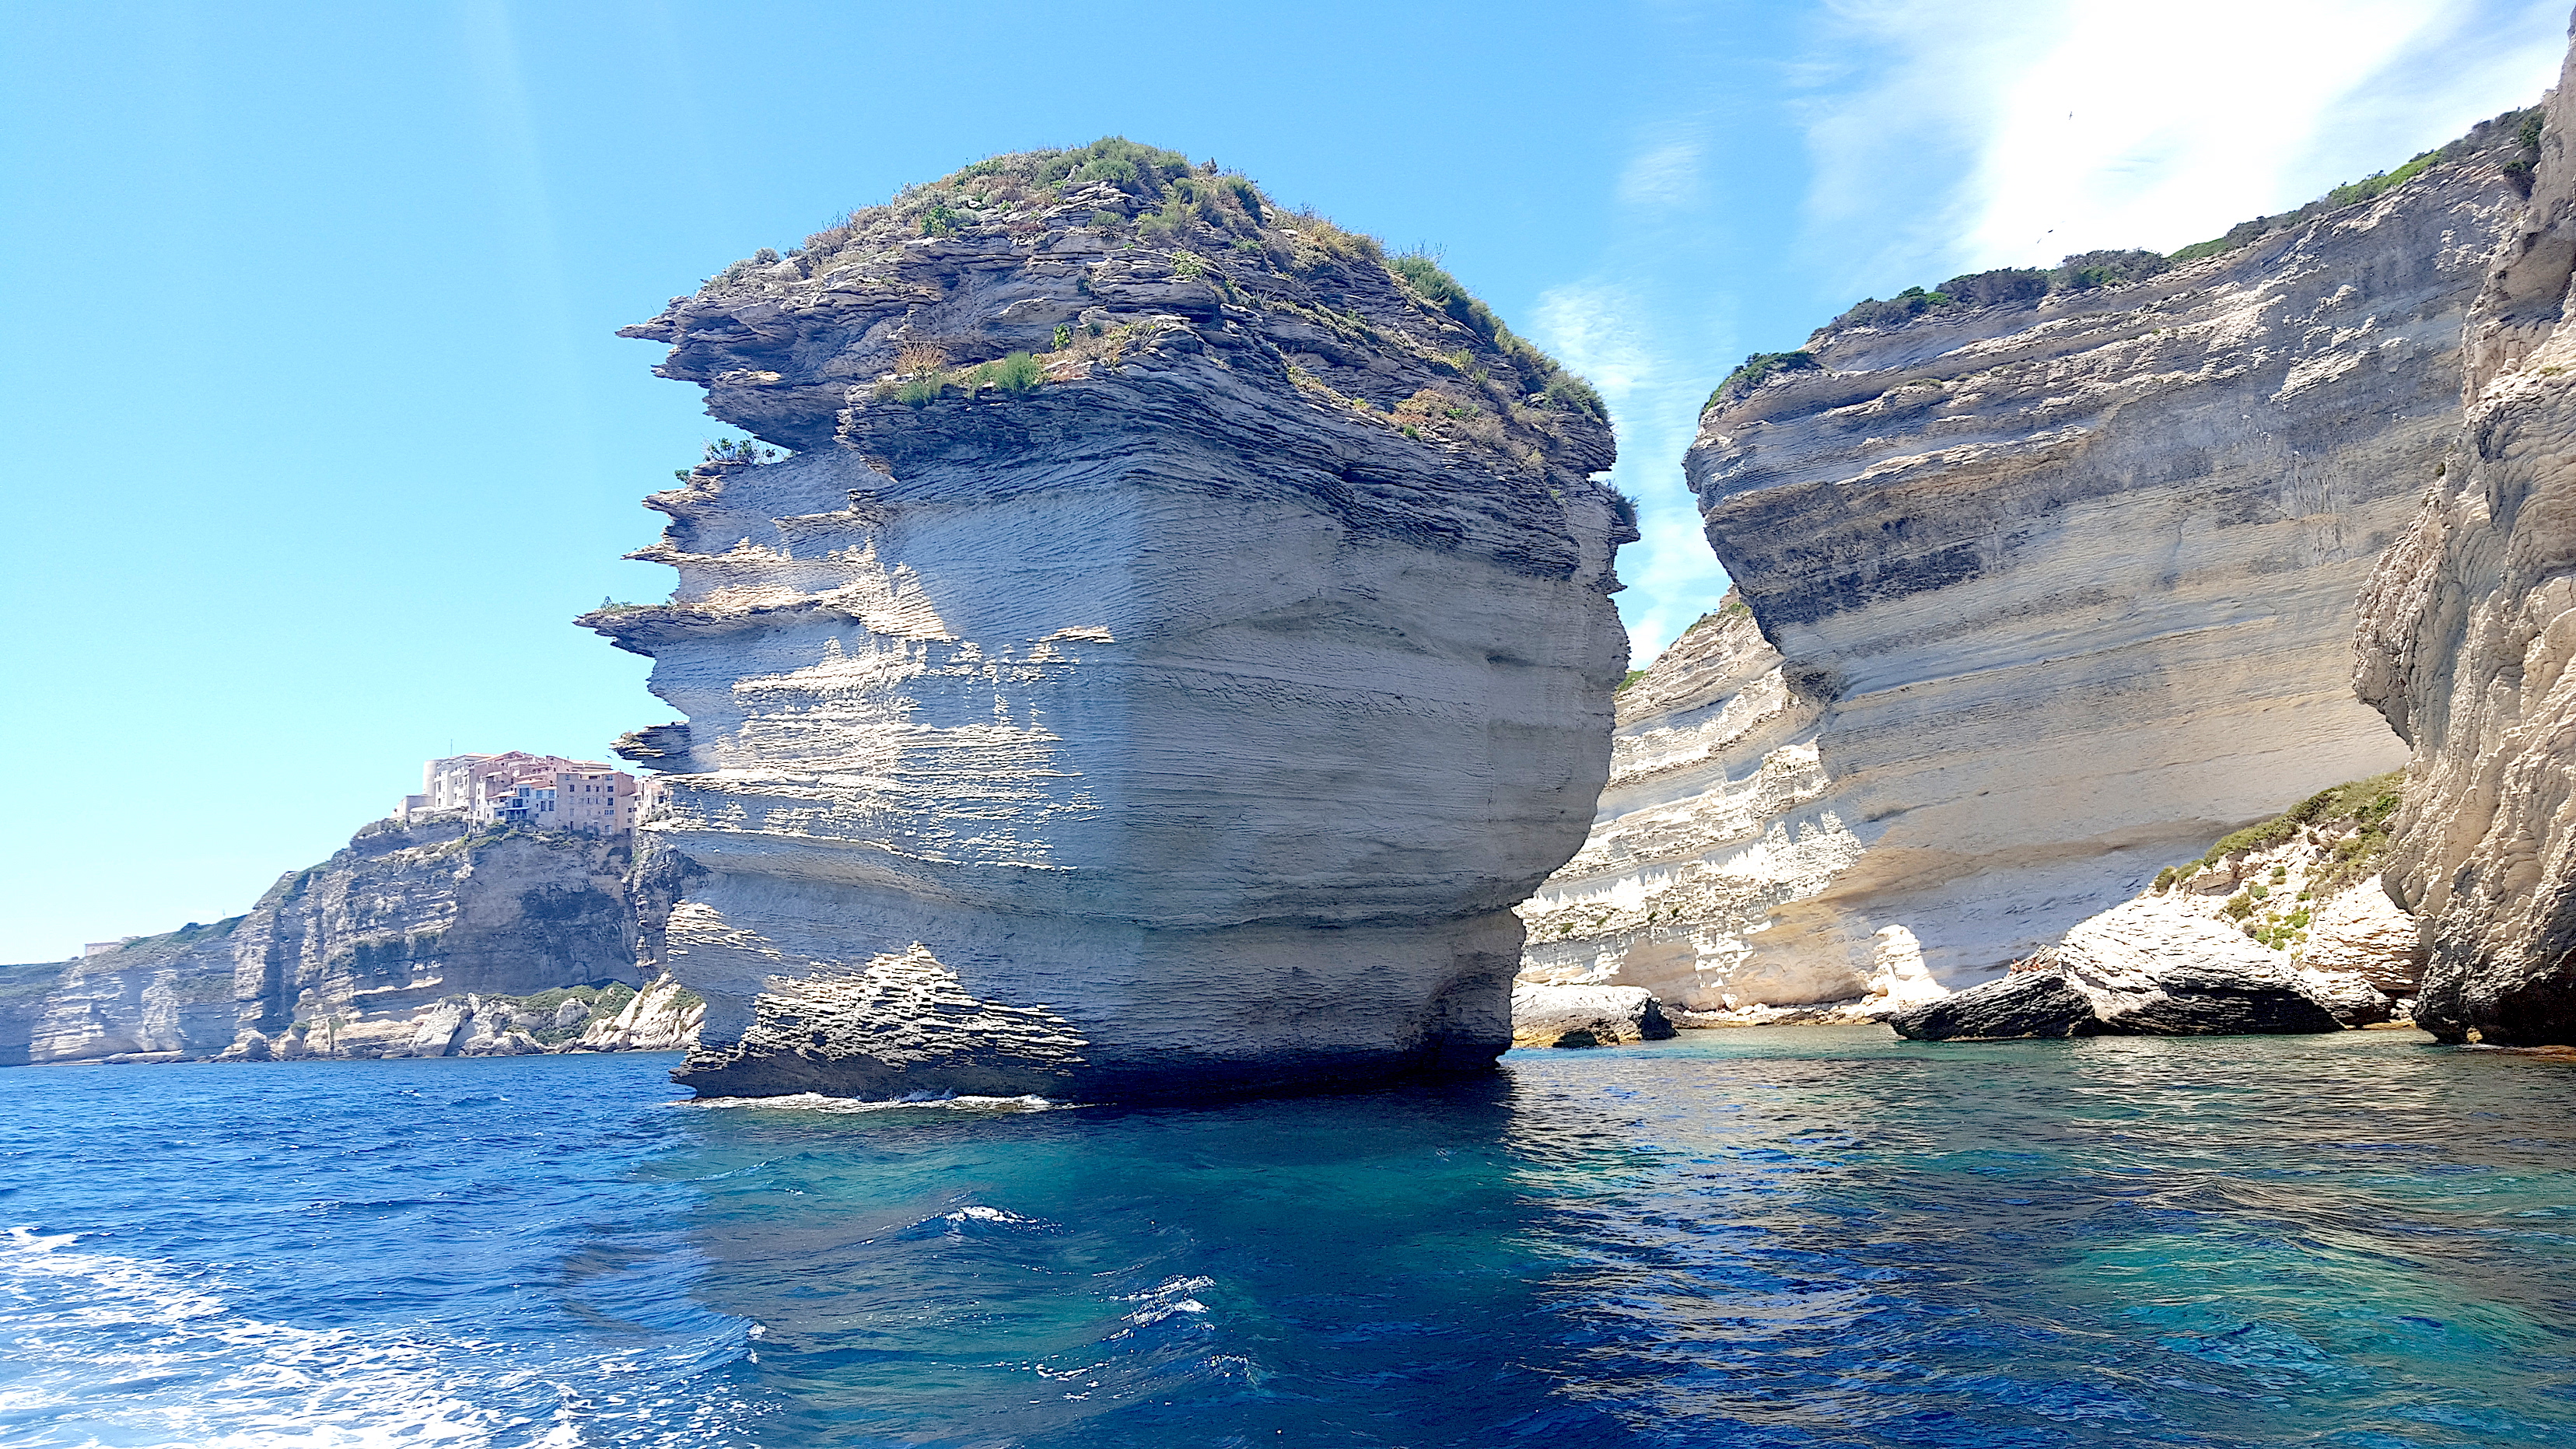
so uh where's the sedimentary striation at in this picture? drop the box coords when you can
[590,138,1629,1100]
[2357,40,2576,1046]
[1650,114,2534,1008]
[1514,592,1941,1022]
[0,816,691,1065]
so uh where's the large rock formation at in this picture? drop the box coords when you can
[2357,33,2576,1046]
[1514,592,1943,1022]
[1658,115,2534,1006]
[590,139,1629,1101]
[0,815,674,1065]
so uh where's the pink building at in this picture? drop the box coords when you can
[399,752,639,836]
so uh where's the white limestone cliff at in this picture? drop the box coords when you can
[0,815,681,1065]
[1668,119,2532,1002]
[2356,28,2576,1045]
[1513,593,1939,1021]
[590,141,1631,1100]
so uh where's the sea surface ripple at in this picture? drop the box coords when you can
[2,1028,2570,1447]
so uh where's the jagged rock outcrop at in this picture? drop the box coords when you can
[2357,31,2576,1046]
[575,973,705,1051]
[1890,897,2360,1039]
[589,139,1629,1101]
[1,815,678,1064]
[1509,983,1675,1048]
[1678,115,2536,1002]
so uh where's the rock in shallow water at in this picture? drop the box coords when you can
[592,145,1632,1101]
[1891,898,2352,1040]
[1510,983,1676,1048]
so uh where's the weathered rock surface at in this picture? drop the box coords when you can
[2357,35,2576,1047]
[1,815,685,1065]
[1514,593,1941,1022]
[1683,118,2533,999]
[591,141,1629,1101]
[1893,772,2417,1040]
[1890,897,2355,1039]
[1509,983,1675,1048]
[576,974,705,1051]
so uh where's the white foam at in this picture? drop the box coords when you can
[0,1227,742,1448]
[1116,1274,1216,1327]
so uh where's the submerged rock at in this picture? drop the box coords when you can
[2355,34,2576,1047]
[1510,983,1675,1048]
[1666,113,2534,1000]
[593,141,1630,1101]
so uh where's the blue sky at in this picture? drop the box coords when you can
[1,0,2564,961]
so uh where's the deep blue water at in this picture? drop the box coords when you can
[2,1030,2572,1448]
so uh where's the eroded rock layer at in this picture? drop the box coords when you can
[2357,37,2576,1046]
[593,142,1629,1101]
[1514,592,1941,1020]
[1678,129,2530,998]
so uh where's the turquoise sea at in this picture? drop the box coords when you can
[2,1029,2571,1447]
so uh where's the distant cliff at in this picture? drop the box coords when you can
[1515,592,1939,1020]
[592,138,1630,1101]
[2357,34,2576,1046]
[1547,111,2534,1011]
[0,816,695,1064]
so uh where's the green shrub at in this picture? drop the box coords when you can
[2224,891,2256,920]
[1619,668,1650,691]
[1388,250,1504,345]
[1171,250,1206,279]
[594,982,638,1017]
[703,436,777,464]
[979,352,1045,395]
[1938,268,2049,306]
[894,373,946,407]
[1543,371,1607,421]
[1089,209,1124,231]
[1706,351,1820,411]
[2190,769,2404,878]
[920,202,961,238]
[1052,324,1073,350]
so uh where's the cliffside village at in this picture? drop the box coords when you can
[396,751,649,836]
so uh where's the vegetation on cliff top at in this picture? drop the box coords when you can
[1706,107,2542,415]
[689,136,1609,471]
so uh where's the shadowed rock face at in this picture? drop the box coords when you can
[2357,33,2576,1047]
[592,144,1629,1101]
[1677,127,2531,999]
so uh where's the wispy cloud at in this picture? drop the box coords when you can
[1542,0,2565,669]
[1617,138,1708,210]
[1804,0,2567,286]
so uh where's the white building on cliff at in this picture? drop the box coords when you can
[398,752,638,835]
